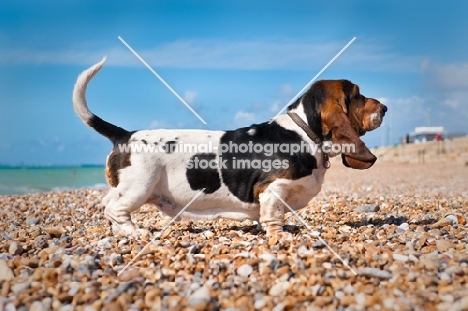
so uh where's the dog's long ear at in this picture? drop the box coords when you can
[337,82,359,114]
[322,101,376,170]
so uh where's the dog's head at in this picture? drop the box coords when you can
[291,80,387,169]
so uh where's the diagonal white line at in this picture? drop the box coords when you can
[117,188,206,276]
[118,36,207,125]
[269,37,356,124]
[269,189,357,275]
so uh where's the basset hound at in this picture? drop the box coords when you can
[72,58,387,237]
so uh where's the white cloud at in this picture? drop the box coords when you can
[391,96,425,107]
[420,60,468,120]
[421,60,468,92]
[270,100,281,113]
[279,84,294,97]
[383,96,427,129]
[0,39,419,71]
[442,91,467,109]
[149,120,185,129]
[149,120,168,129]
[183,90,198,105]
[234,111,256,126]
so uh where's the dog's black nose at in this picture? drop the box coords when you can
[382,105,388,113]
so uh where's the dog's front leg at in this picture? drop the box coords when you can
[258,190,285,237]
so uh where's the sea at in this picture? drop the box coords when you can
[0,165,108,195]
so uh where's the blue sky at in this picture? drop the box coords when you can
[1,1,467,165]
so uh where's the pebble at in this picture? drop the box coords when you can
[34,235,49,249]
[187,286,211,308]
[259,253,277,263]
[439,272,451,281]
[392,254,409,262]
[408,254,419,262]
[269,281,289,296]
[97,238,113,249]
[254,298,267,309]
[419,253,438,270]
[355,204,380,213]
[8,242,23,255]
[448,296,468,311]
[436,239,452,252]
[178,240,191,247]
[445,266,463,276]
[46,227,65,238]
[202,230,214,239]
[5,303,16,311]
[26,217,40,225]
[117,269,141,282]
[0,260,14,281]
[358,268,393,279]
[236,264,253,277]
[30,301,46,311]
[12,282,30,294]
[117,239,129,247]
[297,245,313,257]
[396,222,409,233]
[356,293,366,307]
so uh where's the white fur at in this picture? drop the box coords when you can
[247,128,256,136]
[369,112,382,130]
[72,57,107,125]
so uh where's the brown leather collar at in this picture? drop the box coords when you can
[287,111,331,169]
[287,112,322,145]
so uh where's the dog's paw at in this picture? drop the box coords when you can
[264,224,283,237]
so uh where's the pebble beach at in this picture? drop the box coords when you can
[0,161,467,311]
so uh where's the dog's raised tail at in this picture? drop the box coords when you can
[72,57,131,144]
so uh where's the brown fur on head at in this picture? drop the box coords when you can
[307,80,387,169]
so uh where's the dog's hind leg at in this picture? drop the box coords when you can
[103,188,150,237]
[103,167,159,237]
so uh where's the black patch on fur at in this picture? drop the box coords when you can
[141,139,148,144]
[186,153,221,194]
[219,122,317,203]
[163,141,177,154]
[87,115,132,145]
[288,83,325,141]
[341,79,357,110]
